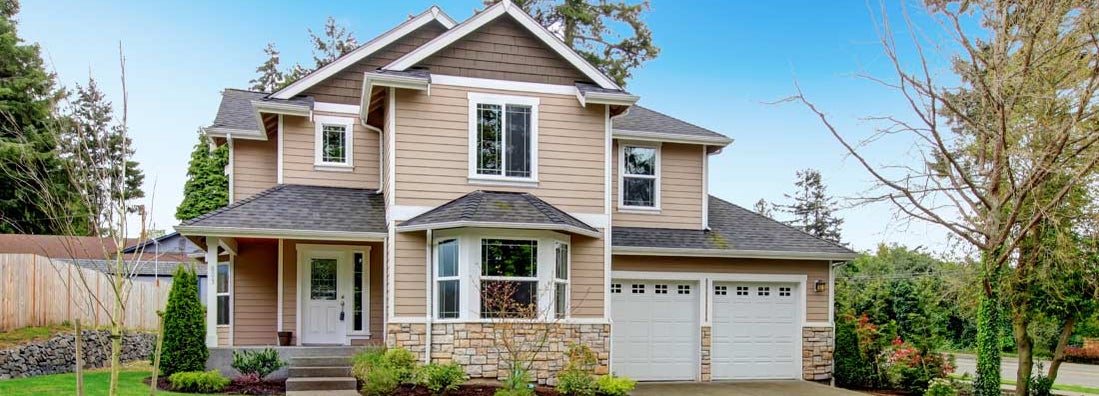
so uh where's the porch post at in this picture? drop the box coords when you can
[205,236,220,347]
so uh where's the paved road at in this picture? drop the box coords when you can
[953,354,1099,390]
[634,381,863,396]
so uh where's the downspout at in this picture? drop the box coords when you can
[424,228,433,364]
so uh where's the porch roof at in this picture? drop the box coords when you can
[397,190,601,238]
[175,184,386,240]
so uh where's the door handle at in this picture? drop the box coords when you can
[339,295,346,321]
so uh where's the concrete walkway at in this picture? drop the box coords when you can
[633,381,864,396]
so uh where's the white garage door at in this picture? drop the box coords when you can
[611,280,699,381]
[711,282,800,379]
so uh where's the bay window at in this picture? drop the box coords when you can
[468,93,539,183]
[432,230,570,321]
[619,144,660,209]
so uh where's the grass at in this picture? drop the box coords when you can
[0,362,211,396]
[949,374,1099,395]
[0,324,75,348]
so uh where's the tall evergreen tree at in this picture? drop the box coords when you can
[174,131,228,221]
[778,169,843,243]
[753,198,773,218]
[485,0,660,86]
[63,77,144,233]
[248,43,284,93]
[0,0,84,234]
[159,265,207,376]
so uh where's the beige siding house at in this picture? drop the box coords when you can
[179,1,855,386]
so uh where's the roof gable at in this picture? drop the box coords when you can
[270,6,456,100]
[384,1,622,90]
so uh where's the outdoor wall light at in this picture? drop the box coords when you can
[814,279,827,293]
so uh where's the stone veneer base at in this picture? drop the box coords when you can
[802,326,834,381]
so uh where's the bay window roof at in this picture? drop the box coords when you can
[398,191,600,238]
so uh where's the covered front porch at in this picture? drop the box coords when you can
[176,184,388,347]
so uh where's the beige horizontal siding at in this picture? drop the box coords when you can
[282,113,380,190]
[394,232,427,317]
[611,255,830,323]
[281,240,384,343]
[304,22,447,105]
[393,85,606,213]
[233,240,278,346]
[612,141,704,230]
[216,326,229,347]
[416,15,591,85]
[232,138,277,202]
[570,234,605,318]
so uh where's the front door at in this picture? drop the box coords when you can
[302,250,347,344]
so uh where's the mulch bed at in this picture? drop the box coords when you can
[390,383,560,396]
[146,376,286,395]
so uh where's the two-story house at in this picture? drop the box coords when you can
[177,1,854,385]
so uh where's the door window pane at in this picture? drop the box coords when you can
[353,253,363,331]
[505,104,532,178]
[477,103,503,175]
[310,258,338,300]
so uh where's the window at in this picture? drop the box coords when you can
[779,287,792,297]
[714,285,727,296]
[632,284,645,294]
[353,252,364,331]
[310,258,338,300]
[736,286,749,296]
[758,286,771,296]
[554,242,569,319]
[620,144,659,208]
[678,285,691,295]
[468,93,539,182]
[314,115,354,167]
[436,239,460,319]
[610,283,622,294]
[655,284,668,294]
[216,262,230,326]
[480,239,538,318]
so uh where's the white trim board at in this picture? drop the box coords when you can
[613,246,858,261]
[383,0,621,90]
[271,6,456,100]
[175,226,386,242]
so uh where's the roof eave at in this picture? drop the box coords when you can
[205,127,267,141]
[613,129,733,146]
[612,245,858,261]
[360,72,431,123]
[579,91,639,107]
[175,225,387,242]
[396,221,602,239]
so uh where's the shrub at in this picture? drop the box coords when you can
[355,347,421,396]
[1065,344,1099,364]
[416,362,467,394]
[886,339,953,395]
[231,348,286,381]
[362,365,400,396]
[159,266,208,376]
[384,347,419,383]
[923,378,957,396]
[351,347,387,381]
[594,375,636,396]
[495,368,534,396]
[168,370,230,393]
[556,370,597,396]
[1028,363,1053,396]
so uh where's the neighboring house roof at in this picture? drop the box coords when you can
[398,191,601,238]
[270,5,457,100]
[0,234,139,260]
[124,232,202,255]
[613,106,733,146]
[383,0,622,90]
[176,184,387,240]
[612,196,857,260]
[59,258,207,277]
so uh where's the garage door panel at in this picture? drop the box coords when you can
[711,282,800,380]
[611,280,698,381]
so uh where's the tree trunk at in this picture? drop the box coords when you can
[1048,316,1076,383]
[75,319,84,396]
[975,286,1003,396]
[1013,315,1033,396]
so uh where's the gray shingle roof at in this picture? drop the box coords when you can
[209,89,314,132]
[613,106,730,142]
[613,195,855,258]
[180,184,386,234]
[59,258,207,277]
[576,82,627,95]
[400,191,599,236]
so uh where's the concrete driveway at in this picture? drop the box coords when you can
[633,381,864,396]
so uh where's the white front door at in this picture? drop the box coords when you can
[302,251,347,344]
[711,282,800,380]
[610,280,699,381]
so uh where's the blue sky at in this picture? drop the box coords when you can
[17,0,954,253]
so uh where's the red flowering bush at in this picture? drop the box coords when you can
[1065,344,1099,364]
[886,337,954,395]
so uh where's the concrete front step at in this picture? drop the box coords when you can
[291,356,353,367]
[284,346,364,357]
[285,377,358,392]
[289,366,353,378]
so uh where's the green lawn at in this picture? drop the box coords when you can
[0,369,208,396]
[0,325,74,348]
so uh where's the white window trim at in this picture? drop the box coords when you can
[467,92,540,185]
[314,115,355,169]
[431,228,570,322]
[618,141,662,212]
[216,261,232,327]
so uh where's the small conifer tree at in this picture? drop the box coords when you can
[159,265,208,375]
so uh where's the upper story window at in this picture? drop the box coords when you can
[314,115,354,168]
[619,143,660,210]
[468,93,539,184]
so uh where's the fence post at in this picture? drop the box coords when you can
[75,319,84,396]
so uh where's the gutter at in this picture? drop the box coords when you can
[175,226,387,242]
[613,129,734,146]
[612,245,858,261]
[396,221,603,239]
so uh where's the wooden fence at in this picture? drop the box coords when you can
[0,254,170,331]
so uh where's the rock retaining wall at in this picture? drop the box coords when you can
[0,330,156,379]
[802,326,834,381]
[388,322,610,385]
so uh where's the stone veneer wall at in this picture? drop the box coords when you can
[0,330,156,379]
[700,326,712,382]
[388,322,610,384]
[802,326,834,381]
